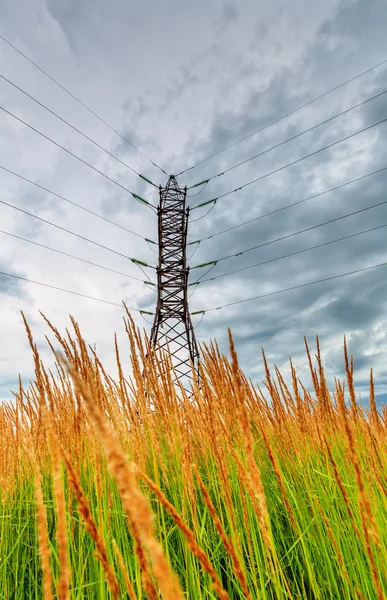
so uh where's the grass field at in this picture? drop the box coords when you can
[0,309,386,599]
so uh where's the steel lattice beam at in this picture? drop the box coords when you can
[150,176,200,385]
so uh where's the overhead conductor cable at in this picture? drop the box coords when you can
[177,54,387,176]
[0,33,168,176]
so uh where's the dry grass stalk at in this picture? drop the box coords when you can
[314,497,366,600]
[193,465,251,600]
[304,337,320,398]
[195,371,239,539]
[368,369,381,433]
[315,337,334,424]
[228,332,273,551]
[46,413,71,600]
[138,467,231,600]
[112,539,138,600]
[343,337,359,420]
[34,465,54,600]
[323,437,362,542]
[258,424,296,530]
[62,453,121,599]
[3,312,387,600]
[339,390,383,600]
[64,359,184,600]
[22,313,70,599]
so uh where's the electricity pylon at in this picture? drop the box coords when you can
[150,175,200,385]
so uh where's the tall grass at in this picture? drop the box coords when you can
[0,308,387,599]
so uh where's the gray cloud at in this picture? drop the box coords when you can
[216,2,240,33]
[1,0,387,405]
[0,259,26,295]
[0,272,22,295]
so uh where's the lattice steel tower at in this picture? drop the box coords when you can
[150,175,200,384]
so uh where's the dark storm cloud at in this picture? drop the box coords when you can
[1,0,387,403]
[0,378,19,399]
[376,393,387,407]
[45,0,110,55]
[0,262,26,296]
[190,264,384,396]
[319,0,387,46]
[216,3,240,32]
[179,72,296,179]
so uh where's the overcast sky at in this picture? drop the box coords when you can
[1,0,387,404]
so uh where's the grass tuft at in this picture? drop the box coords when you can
[0,312,386,599]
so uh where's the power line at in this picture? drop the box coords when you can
[189,165,387,243]
[191,115,387,210]
[0,72,159,187]
[0,229,155,285]
[194,260,387,314]
[189,203,217,223]
[177,55,387,176]
[0,197,156,269]
[191,197,387,268]
[188,89,387,188]
[190,222,387,285]
[187,181,209,197]
[0,269,153,313]
[0,164,157,243]
[0,33,168,176]
[0,105,157,208]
